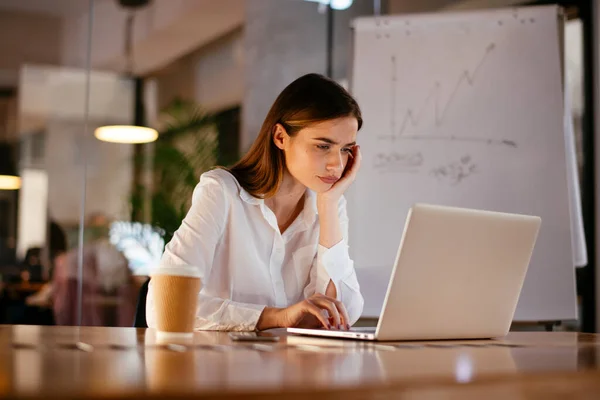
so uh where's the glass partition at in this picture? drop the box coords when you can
[1,0,375,327]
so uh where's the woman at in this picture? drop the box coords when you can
[147,73,364,331]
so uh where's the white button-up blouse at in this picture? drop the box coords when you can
[146,169,363,331]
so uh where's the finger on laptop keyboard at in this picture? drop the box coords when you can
[312,295,341,329]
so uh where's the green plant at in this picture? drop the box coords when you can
[130,98,218,243]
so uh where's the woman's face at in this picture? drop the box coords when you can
[275,116,358,193]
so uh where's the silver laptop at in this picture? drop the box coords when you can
[287,203,541,341]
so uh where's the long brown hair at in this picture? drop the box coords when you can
[225,73,362,199]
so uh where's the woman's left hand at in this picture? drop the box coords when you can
[318,145,362,205]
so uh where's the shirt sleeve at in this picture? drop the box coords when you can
[145,173,266,331]
[303,196,364,325]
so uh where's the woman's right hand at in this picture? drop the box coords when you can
[256,293,350,331]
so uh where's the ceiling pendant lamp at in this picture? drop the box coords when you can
[0,143,20,190]
[303,0,354,11]
[94,125,158,144]
[94,0,158,144]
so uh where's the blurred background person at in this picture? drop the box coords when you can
[50,213,136,326]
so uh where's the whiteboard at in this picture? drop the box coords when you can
[348,5,578,322]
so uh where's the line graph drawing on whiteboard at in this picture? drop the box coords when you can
[389,43,495,136]
[382,42,515,147]
[395,134,518,148]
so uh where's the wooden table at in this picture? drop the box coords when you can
[0,325,599,399]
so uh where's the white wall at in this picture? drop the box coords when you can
[152,29,244,114]
[241,0,374,152]
[242,0,327,152]
[193,30,245,112]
